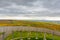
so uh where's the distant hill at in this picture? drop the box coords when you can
[31,20,60,24]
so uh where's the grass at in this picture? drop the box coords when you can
[5,31,60,40]
[0,20,60,31]
[0,32,4,35]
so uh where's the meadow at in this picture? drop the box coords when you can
[0,20,60,31]
[5,31,60,40]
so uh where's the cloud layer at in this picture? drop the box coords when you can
[0,0,60,17]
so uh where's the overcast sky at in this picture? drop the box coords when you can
[0,0,60,20]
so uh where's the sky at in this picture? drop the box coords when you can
[0,0,60,20]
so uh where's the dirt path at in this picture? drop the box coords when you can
[0,26,60,40]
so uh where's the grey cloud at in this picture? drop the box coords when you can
[42,0,60,10]
[0,1,12,7]
[0,0,60,10]
[0,0,60,17]
[0,0,36,7]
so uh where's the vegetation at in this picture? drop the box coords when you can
[5,31,60,40]
[0,20,60,40]
[0,20,60,31]
[0,32,4,35]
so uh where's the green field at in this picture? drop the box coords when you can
[5,31,60,40]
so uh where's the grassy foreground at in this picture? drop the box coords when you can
[5,31,60,40]
[0,20,60,31]
[0,32,4,35]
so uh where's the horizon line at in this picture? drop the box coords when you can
[0,16,60,21]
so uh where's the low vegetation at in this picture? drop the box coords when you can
[0,32,4,35]
[5,31,60,40]
[0,20,60,31]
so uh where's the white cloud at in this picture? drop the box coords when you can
[0,16,60,21]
